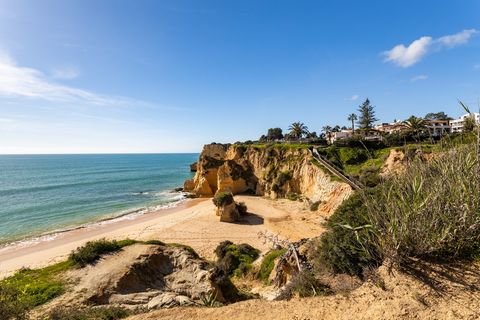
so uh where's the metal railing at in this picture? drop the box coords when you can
[310,148,364,190]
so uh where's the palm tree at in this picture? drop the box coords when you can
[288,122,309,140]
[402,116,427,141]
[348,113,358,133]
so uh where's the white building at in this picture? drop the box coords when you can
[328,130,352,144]
[450,113,480,133]
[426,119,451,137]
[374,121,404,134]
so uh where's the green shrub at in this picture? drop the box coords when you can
[316,146,343,169]
[212,192,234,207]
[286,192,299,201]
[116,238,139,247]
[214,241,260,277]
[69,239,121,267]
[48,306,132,320]
[258,249,287,283]
[0,284,27,320]
[364,143,480,264]
[359,166,381,187]
[144,239,165,246]
[283,270,331,298]
[338,147,369,165]
[0,260,74,315]
[314,191,381,277]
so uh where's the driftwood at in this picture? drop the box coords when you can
[257,231,312,287]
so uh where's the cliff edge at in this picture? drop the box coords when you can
[184,144,353,215]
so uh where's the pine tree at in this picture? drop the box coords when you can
[357,98,378,129]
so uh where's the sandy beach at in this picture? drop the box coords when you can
[0,195,327,278]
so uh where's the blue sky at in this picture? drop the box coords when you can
[0,0,479,153]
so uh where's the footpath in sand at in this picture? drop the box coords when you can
[0,195,326,278]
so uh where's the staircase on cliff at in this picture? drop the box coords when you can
[310,148,364,191]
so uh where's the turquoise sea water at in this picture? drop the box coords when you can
[0,154,197,245]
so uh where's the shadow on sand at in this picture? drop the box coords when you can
[401,258,480,297]
[237,213,264,225]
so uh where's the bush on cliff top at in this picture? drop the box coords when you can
[212,192,234,207]
[69,239,122,267]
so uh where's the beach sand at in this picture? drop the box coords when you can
[0,195,327,278]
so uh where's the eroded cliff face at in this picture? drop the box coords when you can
[184,144,353,214]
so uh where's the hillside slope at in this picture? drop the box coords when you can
[129,261,480,320]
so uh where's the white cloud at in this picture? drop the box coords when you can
[410,75,428,82]
[51,66,80,80]
[383,36,433,68]
[348,94,359,101]
[383,29,478,68]
[0,51,139,106]
[438,29,478,47]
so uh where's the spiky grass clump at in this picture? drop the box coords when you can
[364,143,480,264]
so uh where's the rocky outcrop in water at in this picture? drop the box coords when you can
[190,162,198,172]
[184,143,353,214]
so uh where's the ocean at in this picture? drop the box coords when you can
[0,153,198,245]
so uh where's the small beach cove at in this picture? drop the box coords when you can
[0,195,326,279]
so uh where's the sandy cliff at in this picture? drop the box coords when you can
[184,144,353,215]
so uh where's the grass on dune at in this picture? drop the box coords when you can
[0,238,171,318]
[314,142,480,277]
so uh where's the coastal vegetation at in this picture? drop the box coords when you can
[212,192,234,207]
[314,141,480,278]
[257,249,287,283]
[357,98,378,129]
[69,239,123,267]
[214,241,260,277]
[3,101,480,319]
[0,238,200,319]
[0,260,74,319]
[48,306,132,320]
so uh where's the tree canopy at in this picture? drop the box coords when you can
[288,122,309,140]
[357,98,378,129]
[424,112,451,121]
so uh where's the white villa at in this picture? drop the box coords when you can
[450,113,480,133]
[426,119,451,136]
[328,113,479,144]
[328,130,353,143]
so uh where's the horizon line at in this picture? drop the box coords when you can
[0,152,200,156]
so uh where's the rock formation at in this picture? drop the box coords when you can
[190,162,198,172]
[59,244,230,310]
[212,191,247,223]
[380,148,434,177]
[184,143,353,214]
